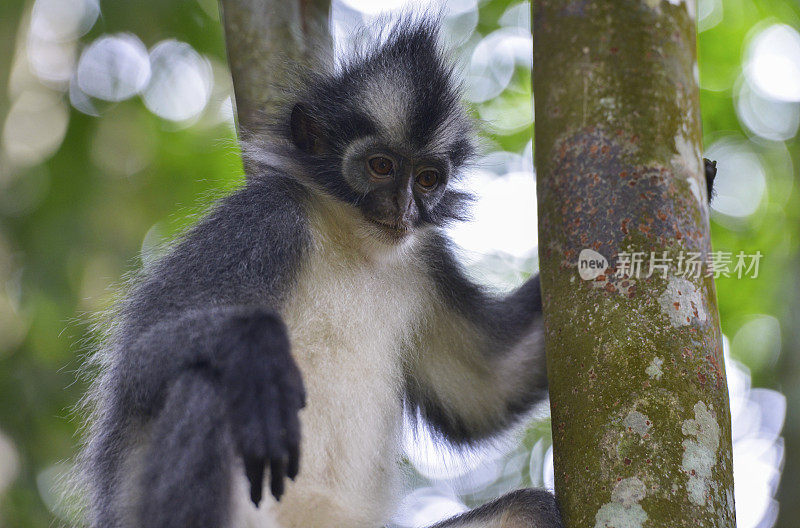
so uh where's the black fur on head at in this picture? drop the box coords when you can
[245,17,477,238]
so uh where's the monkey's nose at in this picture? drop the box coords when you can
[395,192,414,224]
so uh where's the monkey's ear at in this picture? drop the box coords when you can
[290,103,327,154]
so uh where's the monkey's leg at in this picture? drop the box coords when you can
[137,370,235,528]
[428,489,563,528]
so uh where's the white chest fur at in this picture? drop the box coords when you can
[235,205,432,528]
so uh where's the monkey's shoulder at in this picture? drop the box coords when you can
[122,176,312,331]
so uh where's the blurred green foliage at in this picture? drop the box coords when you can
[0,0,797,526]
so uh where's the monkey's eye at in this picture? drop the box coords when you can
[416,169,439,190]
[368,156,394,177]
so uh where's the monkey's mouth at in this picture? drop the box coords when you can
[367,218,411,239]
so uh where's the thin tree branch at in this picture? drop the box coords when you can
[218,0,331,136]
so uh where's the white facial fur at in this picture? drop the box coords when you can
[341,136,381,195]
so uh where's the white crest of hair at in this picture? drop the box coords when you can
[231,188,434,528]
[334,12,447,145]
[359,69,413,145]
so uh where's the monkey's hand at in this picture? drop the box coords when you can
[219,311,305,506]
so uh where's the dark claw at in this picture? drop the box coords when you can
[244,456,265,506]
[287,444,300,480]
[270,457,286,500]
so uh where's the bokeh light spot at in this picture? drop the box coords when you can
[746,24,800,103]
[2,89,69,167]
[465,28,530,103]
[705,138,766,218]
[142,40,213,123]
[30,0,100,42]
[732,315,782,372]
[736,80,800,141]
[77,34,151,102]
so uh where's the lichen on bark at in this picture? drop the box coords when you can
[532,1,735,527]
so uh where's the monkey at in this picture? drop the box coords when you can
[77,16,718,528]
[77,18,560,528]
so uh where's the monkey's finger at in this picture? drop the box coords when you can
[280,395,302,481]
[244,456,265,506]
[287,444,300,480]
[263,385,283,456]
[278,357,306,410]
[270,457,286,501]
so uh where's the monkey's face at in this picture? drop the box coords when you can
[340,140,452,241]
[283,21,476,242]
[288,102,472,244]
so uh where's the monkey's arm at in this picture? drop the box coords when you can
[405,233,547,444]
[83,177,310,527]
[124,307,304,493]
[86,306,304,528]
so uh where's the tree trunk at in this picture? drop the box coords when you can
[532,2,736,527]
[218,0,331,136]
